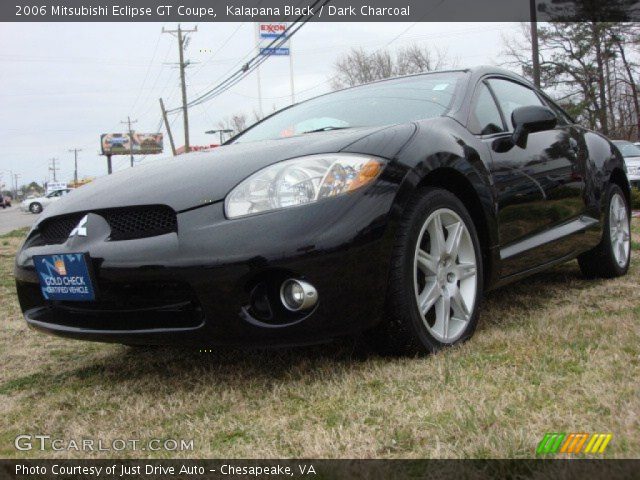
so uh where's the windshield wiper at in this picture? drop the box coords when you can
[302,126,353,134]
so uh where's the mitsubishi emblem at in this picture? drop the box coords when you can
[69,215,88,237]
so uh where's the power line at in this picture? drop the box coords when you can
[130,31,164,115]
[133,40,174,119]
[174,3,326,112]
[134,64,178,121]
[190,22,247,79]
[384,0,448,47]
[183,1,324,108]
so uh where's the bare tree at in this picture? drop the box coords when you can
[217,113,249,137]
[396,44,452,76]
[502,22,640,139]
[330,44,456,90]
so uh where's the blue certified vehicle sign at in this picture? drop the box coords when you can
[33,253,95,302]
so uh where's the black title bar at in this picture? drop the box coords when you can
[2,459,640,479]
[3,0,640,22]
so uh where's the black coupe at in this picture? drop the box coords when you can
[15,66,631,354]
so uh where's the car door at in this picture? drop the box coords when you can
[43,190,61,207]
[480,77,585,276]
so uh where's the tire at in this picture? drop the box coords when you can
[578,184,631,278]
[373,188,484,355]
[29,202,42,214]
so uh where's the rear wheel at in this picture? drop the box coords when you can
[578,184,630,278]
[374,188,483,355]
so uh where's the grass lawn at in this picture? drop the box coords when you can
[0,223,638,459]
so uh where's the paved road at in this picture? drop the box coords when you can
[0,206,37,236]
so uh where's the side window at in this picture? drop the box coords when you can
[540,94,573,126]
[487,79,544,130]
[469,83,504,135]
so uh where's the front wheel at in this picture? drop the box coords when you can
[29,202,42,214]
[578,184,631,278]
[374,188,483,355]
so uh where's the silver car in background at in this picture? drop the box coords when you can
[613,140,640,189]
[21,189,72,214]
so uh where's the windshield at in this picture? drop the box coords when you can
[232,72,463,143]
[614,141,640,157]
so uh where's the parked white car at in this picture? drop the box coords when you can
[21,189,72,214]
[613,140,640,189]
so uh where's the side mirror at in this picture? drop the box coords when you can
[511,105,557,149]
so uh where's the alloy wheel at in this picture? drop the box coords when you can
[413,208,478,344]
[610,192,630,267]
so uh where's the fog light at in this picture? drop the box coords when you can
[280,279,318,312]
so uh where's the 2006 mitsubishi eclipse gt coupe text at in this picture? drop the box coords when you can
[15,66,631,354]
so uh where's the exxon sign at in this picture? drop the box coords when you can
[258,23,287,39]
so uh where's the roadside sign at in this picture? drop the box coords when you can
[257,23,290,56]
[260,47,290,56]
[100,133,163,155]
[46,181,67,193]
[258,23,287,39]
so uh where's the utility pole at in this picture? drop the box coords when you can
[159,98,177,156]
[121,116,138,167]
[13,173,20,199]
[68,148,82,185]
[163,24,197,154]
[289,32,295,104]
[49,158,59,182]
[254,23,264,118]
[530,0,541,88]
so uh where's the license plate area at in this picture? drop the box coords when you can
[33,253,96,302]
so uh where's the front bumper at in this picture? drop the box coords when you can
[15,184,398,346]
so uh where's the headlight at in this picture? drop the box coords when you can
[627,166,640,176]
[225,154,384,219]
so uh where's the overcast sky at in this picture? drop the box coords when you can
[0,21,523,188]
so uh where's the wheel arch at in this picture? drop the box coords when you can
[388,119,501,288]
[417,167,497,288]
[609,167,631,207]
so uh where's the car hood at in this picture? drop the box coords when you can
[624,156,640,166]
[40,123,416,219]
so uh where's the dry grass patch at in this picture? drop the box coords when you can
[0,223,638,459]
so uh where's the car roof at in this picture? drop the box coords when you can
[231,66,538,143]
[340,65,530,88]
[331,65,534,125]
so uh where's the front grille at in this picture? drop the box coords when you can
[40,212,85,245]
[100,206,178,241]
[34,205,177,246]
